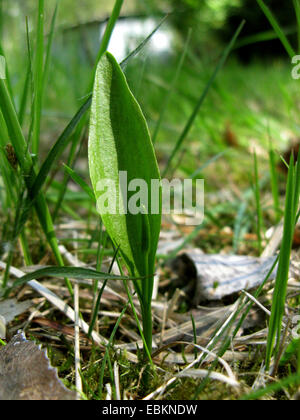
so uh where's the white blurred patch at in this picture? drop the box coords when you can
[100,18,173,62]
[0,56,6,80]
[0,316,5,340]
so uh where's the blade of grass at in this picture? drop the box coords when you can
[19,17,34,128]
[233,201,248,253]
[193,303,246,398]
[293,148,300,218]
[91,0,124,84]
[269,147,281,223]
[265,155,297,370]
[234,26,297,50]
[31,0,44,157]
[293,0,300,52]
[18,18,32,127]
[0,0,3,40]
[88,244,119,338]
[191,314,198,361]
[193,252,280,397]
[120,14,169,69]
[19,230,32,266]
[2,188,26,288]
[0,112,17,198]
[253,151,263,254]
[152,28,192,144]
[10,266,130,290]
[256,0,295,58]
[114,251,154,367]
[0,80,33,175]
[62,164,95,202]
[162,21,245,177]
[0,44,14,103]
[241,372,300,400]
[30,97,92,199]
[42,2,58,94]
[18,64,31,127]
[98,301,129,399]
[0,149,13,208]
[135,55,148,98]
[189,151,226,180]
[52,126,88,222]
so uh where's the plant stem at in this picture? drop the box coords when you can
[142,303,153,357]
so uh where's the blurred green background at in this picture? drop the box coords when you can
[1,0,299,178]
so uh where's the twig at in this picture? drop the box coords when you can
[114,361,121,400]
[0,261,105,345]
[74,283,82,399]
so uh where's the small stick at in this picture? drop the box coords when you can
[74,283,82,399]
[114,361,121,400]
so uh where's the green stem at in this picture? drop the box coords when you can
[141,303,153,357]
[20,231,32,266]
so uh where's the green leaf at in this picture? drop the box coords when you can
[11,266,129,289]
[88,52,162,304]
[256,0,295,58]
[27,16,168,205]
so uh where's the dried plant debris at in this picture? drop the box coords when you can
[0,317,5,341]
[0,299,32,339]
[171,249,300,305]
[0,332,76,400]
[171,250,280,304]
[117,301,264,355]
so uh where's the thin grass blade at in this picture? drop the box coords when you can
[10,266,130,289]
[269,147,281,223]
[91,0,124,82]
[256,0,295,58]
[63,164,95,202]
[31,0,44,157]
[253,151,263,254]
[162,21,245,177]
[265,155,296,369]
[293,0,300,52]
[42,2,58,94]
[152,28,192,143]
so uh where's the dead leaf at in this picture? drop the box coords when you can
[0,299,32,339]
[33,317,86,339]
[293,224,300,247]
[171,249,278,304]
[0,332,76,400]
